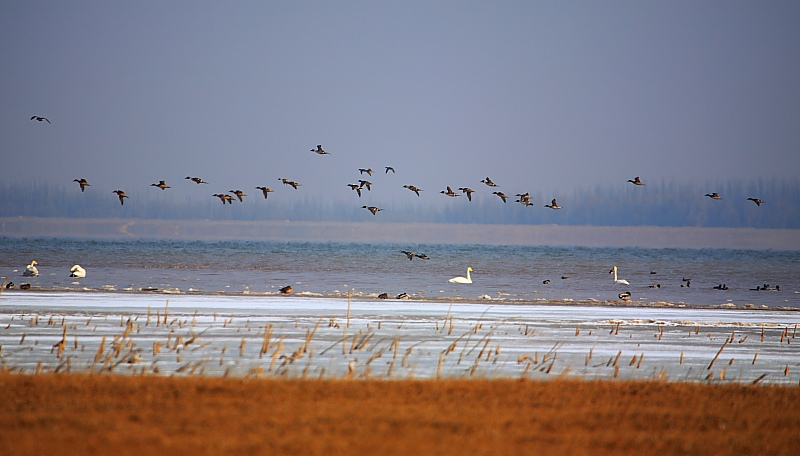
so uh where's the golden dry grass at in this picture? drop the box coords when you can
[0,374,798,456]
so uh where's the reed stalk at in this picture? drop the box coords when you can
[707,337,730,370]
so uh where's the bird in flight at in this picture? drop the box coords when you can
[278,178,301,189]
[627,176,645,186]
[481,177,497,187]
[403,185,422,196]
[747,197,764,206]
[440,186,459,197]
[256,187,274,199]
[385,167,395,173]
[151,180,171,190]
[362,205,382,215]
[544,199,562,210]
[359,168,374,176]
[311,145,329,155]
[705,193,722,200]
[492,191,508,203]
[213,193,234,204]
[229,190,247,202]
[73,178,90,192]
[30,116,51,124]
[458,187,475,201]
[347,184,363,197]
[112,190,129,205]
[185,176,208,184]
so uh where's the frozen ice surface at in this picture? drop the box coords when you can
[1,292,798,384]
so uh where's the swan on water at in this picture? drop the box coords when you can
[449,267,474,284]
[70,265,86,278]
[23,261,39,277]
[609,266,629,285]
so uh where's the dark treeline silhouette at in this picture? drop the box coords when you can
[1,178,798,228]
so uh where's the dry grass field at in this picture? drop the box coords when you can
[0,374,798,456]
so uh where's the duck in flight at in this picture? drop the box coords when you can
[311,144,329,155]
[30,116,51,124]
[229,190,247,202]
[213,193,234,204]
[627,176,645,186]
[705,192,722,200]
[278,178,301,189]
[440,186,459,197]
[747,197,764,206]
[362,205,382,215]
[347,184,363,197]
[385,166,395,173]
[358,180,372,191]
[481,177,497,187]
[401,251,430,261]
[403,185,422,196]
[359,168,374,176]
[458,187,475,201]
[73,178,90,192]
[151,180,171,190]
[544,199,562,210]
[492,191,508,203]
[112,190,129,205]
[256,187,274,199]
[185,176,208,184]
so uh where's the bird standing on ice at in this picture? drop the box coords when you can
[609,266,629,285]
[449,267,474,284]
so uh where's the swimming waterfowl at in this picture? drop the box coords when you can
[543,279,551,284]
[713,284,728,290]
[449,267,474,284]
[481,177,497,187]
[311,144,329,155]
[618,291,632,301]
[747,197,764,206]
[358,180,372,191]
[255,187,274,199]
[440,186,459,197]
[347,184,363,197]
[628,176,645,186]
[229,190,247,202]
[30,116,50,123]
[492,192,508,203]
[362,206,382,215]
[609,266,629,285]
[73,178,90,192]
[544,199,562,210]
[185,177,208,184]
[151,180,171,190]
[23,261,39,277]
[403,185,422,196]
[396,292,411,299]
[112,190,129,205]
[279,285,293,294]
[705,193,722,200]
[378,293,389,299]
[385,167,395,173]
[458,187,475,201]
[358,168,374,176]
[69,265,86,278]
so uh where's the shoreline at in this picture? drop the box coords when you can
[2,216,799,250]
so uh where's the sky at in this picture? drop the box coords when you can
[2,1,799,209]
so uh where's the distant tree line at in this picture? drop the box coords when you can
[1,178,798,229]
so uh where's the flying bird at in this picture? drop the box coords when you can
[747,197,764,206]
[112,190,129,205]
[481,177,497,187]
[440,186,459,197]
[385,167,395,173]
[278,178,301,189]
[705,193,722,200]
[347,184,363,197]
[311,144,329,155]
[544,199,562,210]
[358,180,373,191]
[256,187,274,199]
[30,116,50,123]
[401,251,415,260]
[73,178,90,192]
[492,191,508,203]
[151,180,171,190]
[627,176,645,186]
[458,187,475,201]
[185,176,208,184]
[359,168,374,176]
[362,205,382,215]
[229,190,247,202]
[213,194,234,204]
[403,185,422,196]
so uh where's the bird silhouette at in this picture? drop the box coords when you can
[73,179,90,192]
[705,192,722,200]
[440,186,459,197]
[311,145,329,155]
[30,116,50,123]
[544,199,562,209]
[385,167,395,173]
[627,176,645,186]
[229,190,247,202]
[112,190,129,205]
[362,205,382,215]
[185,176,208,184]
[492,191,508,203]
[403,185,422,196]
[151,180,171,190]
[256,187,274,199]
[747,197,764,206]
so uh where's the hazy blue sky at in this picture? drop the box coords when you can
[2,1,799,208]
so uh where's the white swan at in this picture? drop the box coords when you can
[70,265,86,278]
[23,260,39,277]
[609,266,629,285]
[449,267,474,284]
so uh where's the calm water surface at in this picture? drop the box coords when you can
[1,237,798,309]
